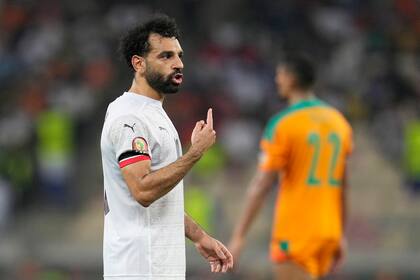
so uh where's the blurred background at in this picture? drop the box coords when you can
[0,0,419,279]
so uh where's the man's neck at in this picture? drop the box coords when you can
[288,90,315,105]
[128,77,164,103]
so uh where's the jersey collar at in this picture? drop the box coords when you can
[124,92,163,107]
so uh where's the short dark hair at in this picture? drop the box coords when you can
[119,14,180,71]
[280,53,316,89]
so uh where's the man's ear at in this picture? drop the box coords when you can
[131,55,146,74]
[284,71,296,90]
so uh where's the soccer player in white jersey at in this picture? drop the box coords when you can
[100,15,233,279]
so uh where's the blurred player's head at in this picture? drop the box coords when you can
[275,53,315,99]
[119,14,183,94]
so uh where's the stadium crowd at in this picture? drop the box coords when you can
[0,0,419,278]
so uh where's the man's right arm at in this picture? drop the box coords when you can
[229,169,277,262]
[229,119,287,264]
[121,109,215,207]
[122,144,203,207]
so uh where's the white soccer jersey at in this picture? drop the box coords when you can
[100,92,185,280]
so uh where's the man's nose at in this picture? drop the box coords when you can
[173,56,184,70]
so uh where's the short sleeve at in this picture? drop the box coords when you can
[258,121,290,172]
[109,115,154,168]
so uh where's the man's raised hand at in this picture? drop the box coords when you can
[190,108,216,156]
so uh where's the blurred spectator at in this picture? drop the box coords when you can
[36,110,75,207]
[404,119,420,192]
[185,186,214,234]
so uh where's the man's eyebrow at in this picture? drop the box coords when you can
[157,51,174,57]
[157,50,184,57]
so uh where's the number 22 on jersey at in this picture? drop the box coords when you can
[307,132,341,187]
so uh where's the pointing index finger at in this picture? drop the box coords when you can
[206,108,213,129]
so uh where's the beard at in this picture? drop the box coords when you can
[145,66,182,94]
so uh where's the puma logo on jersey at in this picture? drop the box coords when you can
[124,123,136,133]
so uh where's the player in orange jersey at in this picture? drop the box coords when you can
[229,54,353,279]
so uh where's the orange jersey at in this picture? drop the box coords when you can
[259,98,352,268]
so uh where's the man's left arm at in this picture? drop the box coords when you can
[184,213,233,273]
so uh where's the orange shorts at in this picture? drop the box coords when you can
[270,238,340,278]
